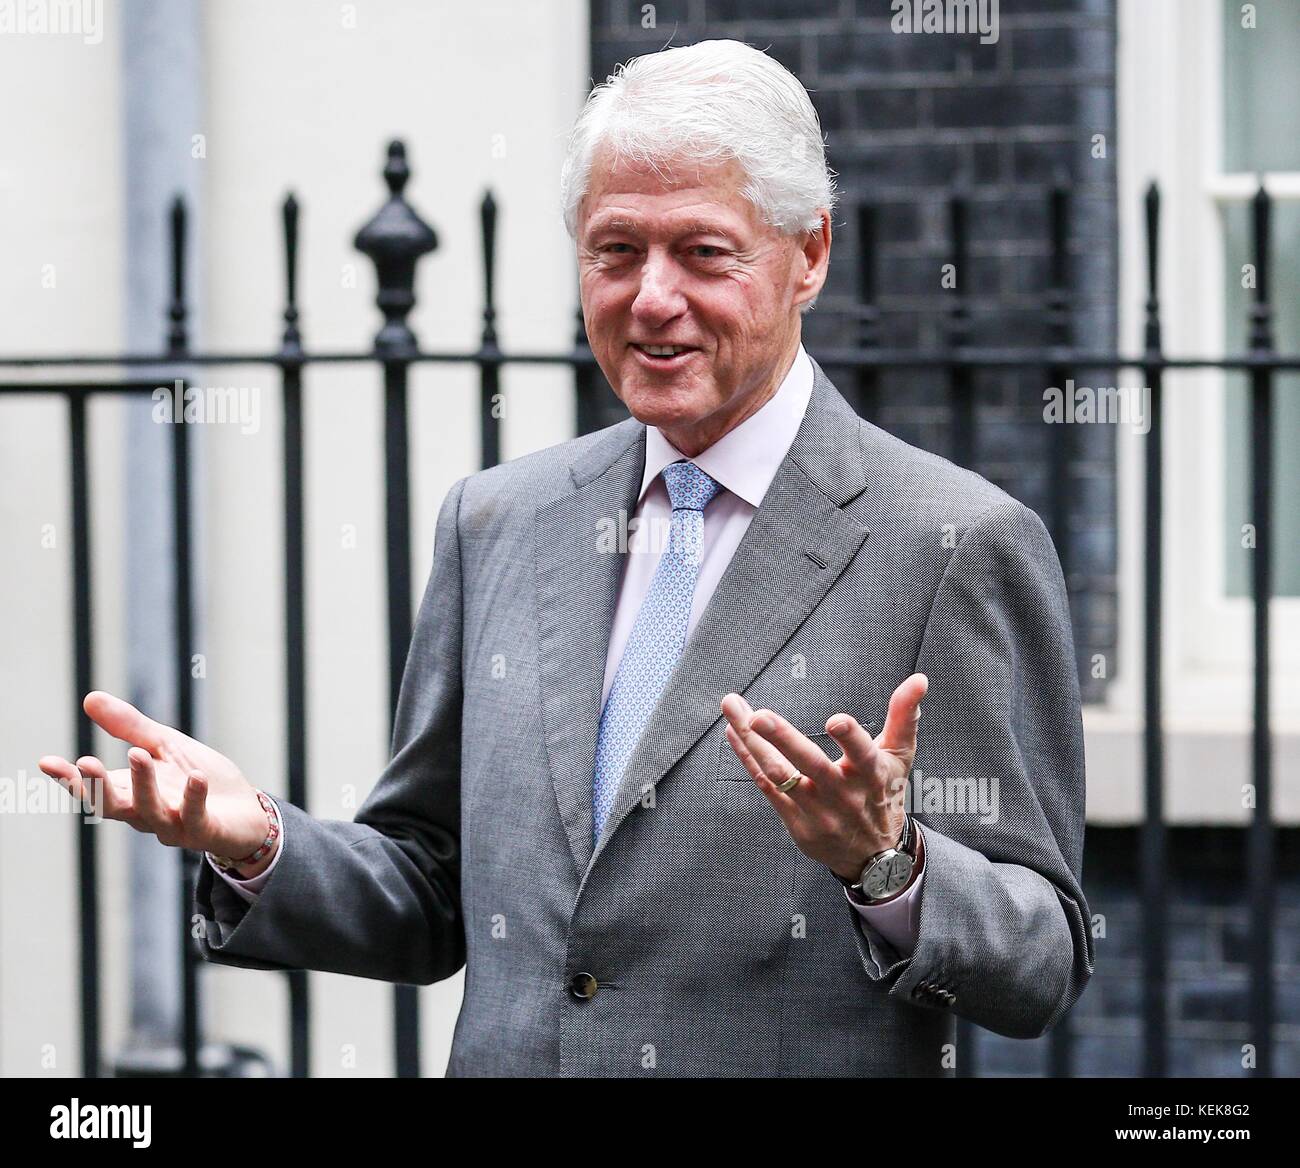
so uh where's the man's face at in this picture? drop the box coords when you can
[577,150,830,456]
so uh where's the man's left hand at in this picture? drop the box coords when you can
[719,674,928,882]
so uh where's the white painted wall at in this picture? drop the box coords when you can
[0,7,131,1081]
[1,0,587,1077]
[1088,0,1299,826]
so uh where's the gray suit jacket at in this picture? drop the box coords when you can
[195,356,1094,1076]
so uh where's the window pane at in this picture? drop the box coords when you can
[1222,0,1300,172]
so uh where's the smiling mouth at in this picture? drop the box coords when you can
[630,343,701,367]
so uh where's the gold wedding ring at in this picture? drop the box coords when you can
[775,773,803,794]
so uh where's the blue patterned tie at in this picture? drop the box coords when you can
[592,460,723,843]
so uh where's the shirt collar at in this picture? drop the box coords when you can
[639,342,814,509]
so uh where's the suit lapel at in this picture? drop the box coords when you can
[534,419,646,878]
[589,357,871,869]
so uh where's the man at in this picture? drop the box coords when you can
[40,40,1093,1076]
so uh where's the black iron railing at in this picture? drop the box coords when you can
[1,140,1290,1078]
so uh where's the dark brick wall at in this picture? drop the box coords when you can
[977,828,1300,1077]
[586,0,1119,702]
[583,3,1299,1081]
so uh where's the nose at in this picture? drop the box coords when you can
[629,247,686,328]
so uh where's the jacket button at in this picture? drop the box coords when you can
[569,972,598,1000]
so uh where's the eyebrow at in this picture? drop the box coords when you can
[678,220,738,239]
[584,215,739,241]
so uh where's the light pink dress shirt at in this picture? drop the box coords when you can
[212,341,923,956]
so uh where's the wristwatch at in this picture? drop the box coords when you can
[834,814,918,904]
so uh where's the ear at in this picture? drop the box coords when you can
[792,208,832,310]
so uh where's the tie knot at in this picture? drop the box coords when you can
[661,460,721,513]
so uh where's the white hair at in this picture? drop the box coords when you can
[560,39,838,244]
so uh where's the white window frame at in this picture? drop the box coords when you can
[1085,0,1298,825]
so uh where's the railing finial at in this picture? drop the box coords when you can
[353,140,439,358]
[1249,179,1273,353]
[480,188,499,352]
[1143,181,1162,355]
[167,193,189,356]
[281,192,303,358]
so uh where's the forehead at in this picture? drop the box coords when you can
[579,151,763,237]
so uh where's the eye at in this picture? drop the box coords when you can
[691,245,725,259]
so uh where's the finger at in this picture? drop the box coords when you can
[723,723,767,784]
[879,673,928,764]
[38,755,87,802]
[747,708,839,783]
[824,712,880,774]
[723,696,805,800]
[179,772,208,837]
[83,691,165,754]
[724,725,805,817]
[127,746,169,830]
[722,693,791,778]
[725,723,803,800]
[74,755,132,818]
[75,755,109,780]
[724,695,829,791]
[731,706,802,783]
[720,692,756,734]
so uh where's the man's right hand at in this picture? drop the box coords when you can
[38,691,277,877]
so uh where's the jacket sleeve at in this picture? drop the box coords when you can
[848,497,1095,1039]
[192,476,470,986]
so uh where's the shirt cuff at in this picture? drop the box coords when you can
[204,795,285,904]
[844,826,926,956]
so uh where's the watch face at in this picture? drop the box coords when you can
[862,851,913,899]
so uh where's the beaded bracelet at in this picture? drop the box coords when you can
[208,790,281,872]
